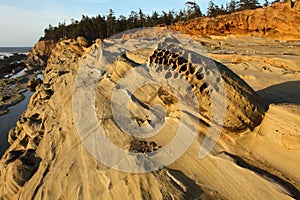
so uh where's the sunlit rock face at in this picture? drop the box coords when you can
[170,1,300,41]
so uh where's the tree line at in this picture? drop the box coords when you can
[41,4,202,42]
[206,0,285,17]
[41,0,285,42]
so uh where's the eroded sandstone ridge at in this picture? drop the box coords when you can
[24,40,56,69]
[0,39,85,199]
[170,0,300,40]
[0,33,299,199]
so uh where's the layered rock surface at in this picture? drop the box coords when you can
[170,0,300,40]
[0,33,299,199]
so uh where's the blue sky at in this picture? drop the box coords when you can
[0,0,263,47]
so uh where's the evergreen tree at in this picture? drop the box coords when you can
[250,0,261,9]
[95,15,107,39]
[138,9,145,27]
[43,1,262,43]
[238,0,260,10]
[168,10,175,24]
[106,9,116,37]
[175,9,187,21]
[145,15,153,27]
[271,0,281,4]
[228,0,237,13]
[151,11,159,26]
[263,0,269,6]
[185,1,202,19]
[207,0,217,17]
[220,4,227,15]
[207,0,225,17]
[237,0,251,10]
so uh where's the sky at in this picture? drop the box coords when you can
[0,0,263,47]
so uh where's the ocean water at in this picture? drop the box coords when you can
[0,46,32,157]
[0,91,33,157]
[0,47,32,60]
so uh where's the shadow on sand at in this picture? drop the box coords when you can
[167,169,204,199]
[257,81,300,105]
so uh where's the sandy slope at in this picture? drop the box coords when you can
[0,35,299,200]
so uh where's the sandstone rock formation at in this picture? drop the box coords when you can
[77,36,90,48]
[0,32,299,199]
[0,39,86,199]
[170,0,300,40]
[1,0,300,197]
[27,78,42,92]
[147,38,265,132]
[24,40,56,69]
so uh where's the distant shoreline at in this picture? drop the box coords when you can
[0,47,32,52]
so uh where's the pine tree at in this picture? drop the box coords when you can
[191,3,202,18]
[168,10,175,25]
[138,9,145,27]
[237,0,260,10]
[263,0,269,6]
[237,0,251,10]
[207,0,226,17]
[271,0,281,4]
[228,0,237,13]
[220,4,227,15]
[43,2,248,42]
[250,0,261,9]
[106,9,116,37]
[175,9,188,21]
[159,11,168,24]
[185,1,202,19]
[207,0,217,17]
[151,11,159,26]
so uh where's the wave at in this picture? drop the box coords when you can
[0,47,31,60]
[0,52,13,60]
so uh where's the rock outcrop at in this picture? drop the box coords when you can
[24,40,56,69]
[0,39,86,199]
[76,36,90,48]
[1,0,300,197]
[1,33,299,199]
[170,0,300,40]
[0,54,27,78]
[148,39,265,132]
[27,78,43,92]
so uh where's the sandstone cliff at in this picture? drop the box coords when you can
[170,0,300,40]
